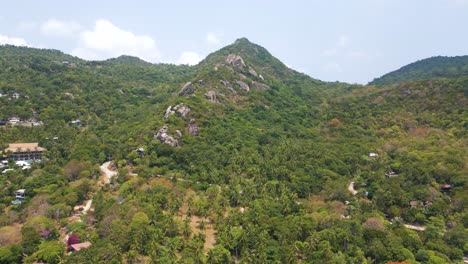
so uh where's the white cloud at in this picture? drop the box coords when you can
[0,34,28,46]
[206,32,221,45]
[177,51,202,65]
[71,19,160,62]
[41,19,82,37]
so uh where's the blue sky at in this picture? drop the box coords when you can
[1,0,467,84]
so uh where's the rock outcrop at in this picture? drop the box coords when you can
[164,104,191,119]
[175,130,183,139]
[187,119,200,136]
[175,104,190,118]
[164,106,174,119]
[155,126,180,147]
[64,93,74,99]
[252,81,270,90]
[220,80,236,94]
[248,67,258,77]
[204,90,217,102]
[226,54,246,68]
[178,82,194,96]
[236,81,250,92]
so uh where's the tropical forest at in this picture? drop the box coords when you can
[0,38,466,263]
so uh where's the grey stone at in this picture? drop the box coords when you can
[226,54,246,68]
[248,67,258,77]
[178,82,194,96]
[252,81,270,90]
[187,119,200,136]
[155,126,180,147]
[236,81,250,92]
[204,90,217,102]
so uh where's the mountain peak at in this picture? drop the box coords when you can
[104,55,152,66]
[233,37,252,45]
[197,38,294,81]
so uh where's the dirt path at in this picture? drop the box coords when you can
[348,181,358,195]
[59,162,117,242]
[404,224,426,231]
[100,161,118,184]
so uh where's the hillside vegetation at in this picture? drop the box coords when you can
[369,55,468,85]
[0,39,466,264]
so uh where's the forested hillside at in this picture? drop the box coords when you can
[0,40,466,264]
[369,55,468,85]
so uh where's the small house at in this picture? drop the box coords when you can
[368,153,379,157]
[0,120,7,126]
[409,201,421,208]
[385,171,399,178]
[16,189,26,199]
[70,241,92,252]
[8,116,21,125]
[12,93,20,99]
[71,119,81,127]
[440,184,452,192]
[4,143,46,161]
[136,148,145,157]
[12,189,26,205]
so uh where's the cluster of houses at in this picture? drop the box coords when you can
[366,151,453,207]
[0,116,43,127]
[1,143,46,205]
[1,142,45,173]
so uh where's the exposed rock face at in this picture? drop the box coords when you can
[248,67,258,77]
[164,106,174,119]
[175,104,190,118]
[259,74,265,80]
[178,82,194,96]
[164,104,191,119]
[238,73,247,79]
[187,119,199,136]
[64,93,74,99]
[236,81,250,92]
[252,81,270,90]
[155,126,180,147]
[220,80,236,94]
[204,90,217,102]
[226,54,246,68]
[175,130,183,138]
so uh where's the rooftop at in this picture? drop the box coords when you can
[5,143,45,152]
[70,241,92,251]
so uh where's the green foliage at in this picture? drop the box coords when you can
[36,241,64,264]
[370,55,468,85]
[0,41,466,263]
[0,244,22,264]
